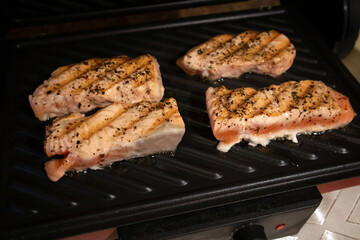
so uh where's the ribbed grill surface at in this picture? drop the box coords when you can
[1,10,360,236]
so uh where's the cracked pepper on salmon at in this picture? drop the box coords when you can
[29,54,164,121]
[44,98,185,182]
[206,80,355,152]
[177,30,296,81]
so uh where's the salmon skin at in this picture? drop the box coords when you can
[44,98,185,182]
[206,80,355,152]
[29,54,164,121]
[177,30,296,81]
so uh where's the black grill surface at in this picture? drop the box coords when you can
[1,8,360,239]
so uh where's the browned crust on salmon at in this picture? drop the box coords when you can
[29,54,164,121]
[44,98,185,182]
[206,80,355,152]
[177,30,296,81]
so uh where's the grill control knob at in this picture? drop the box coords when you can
[233,225,267,240]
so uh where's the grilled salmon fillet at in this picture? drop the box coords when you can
[177,30,296,81]
[29,54,164,121]
[44,98,185,182]
[206,80,355,152]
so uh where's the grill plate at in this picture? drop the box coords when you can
[1,8,360,239]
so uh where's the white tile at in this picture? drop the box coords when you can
[279,185,360,240]
[321,230,358,240]
[324,186,360,239]
[307,190,340,225]
[347,194,360,225]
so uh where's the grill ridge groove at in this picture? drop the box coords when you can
[294,56,318,64]
[162,74,209,94]
[291,63,327,76]
[179,144,255,173]
[292,46,310,53]
[183,118,211,129]
[282,71,308,80]
[122,161,189,187]
[14,145,47,160]
[287,36,302,43]
[268,141,319,160]
[96,171,153,193]
[241,73,282,85]
[12,163,46,181]
[232,146,289,167]
[297,135,349,154]
[57,178,117,201]
[11,180,78,208]
[183,128,217,146]
[165,86,206,101]
[157,154,224,180]
[15,128,43,141]
[176,102,208,117]
[9,202,39,216]
[349,122,360,129]
[329,131,360,144]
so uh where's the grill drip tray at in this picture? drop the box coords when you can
[1,8,360,239]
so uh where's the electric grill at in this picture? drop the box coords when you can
[2,1,360,239]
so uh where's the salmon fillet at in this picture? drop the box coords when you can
[206,80,355,152]
[29,54,164,121]
[44,98,185,182]
[177,30,296,81]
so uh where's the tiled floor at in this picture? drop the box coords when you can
[275,185,360,240]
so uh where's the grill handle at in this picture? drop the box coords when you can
[233,225,267,240]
